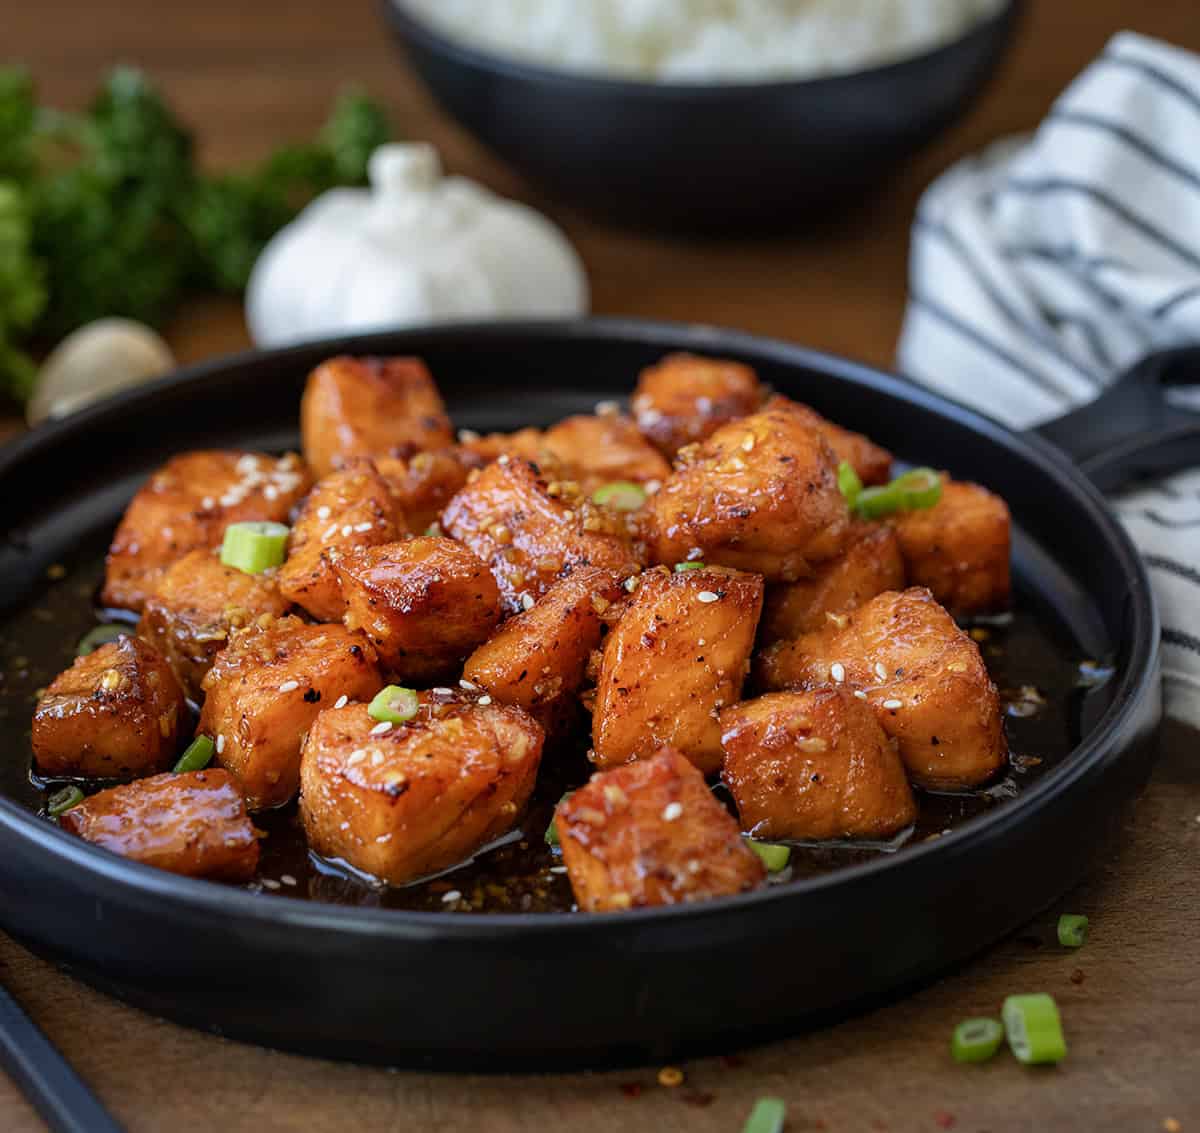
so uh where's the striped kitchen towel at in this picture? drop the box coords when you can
[898,31,1200,721]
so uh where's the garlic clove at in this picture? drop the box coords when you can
[28,318,175,426]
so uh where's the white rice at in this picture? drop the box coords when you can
[399,0,1006,83]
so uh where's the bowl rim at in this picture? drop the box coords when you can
[0,314,1157,941]
[380,0,1019,97]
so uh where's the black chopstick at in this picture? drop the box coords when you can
[0,980,124,1133]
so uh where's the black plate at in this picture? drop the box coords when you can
[0,319,1163,1069]
[380,1,1019,230]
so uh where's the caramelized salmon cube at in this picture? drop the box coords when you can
[59,769,259,882]
[102,450,311,612]
[769,396,892,486]
[631,353,765,456]
[32,636,187,779]
[557,747,765,912]
[199,617,381,809]
[889,477,1011,614]
[441,457,640,615]
[278,459,404,621]
[721,689,917,841]
[300,355,454,477]
[336,537,502,681]
[462,566,624,739]
[642,399,850,582]
[299,694,543,885]
[457,427,546,467]
[757,587,1006,790]
[137,549,290,699]
[374,447,480,534]
[540,414,671,496]
[592,565,763,775]
[759,523,905,644]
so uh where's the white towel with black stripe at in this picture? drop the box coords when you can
[898,31,1200,723]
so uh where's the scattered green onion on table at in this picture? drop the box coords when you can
[1057,914,1088,948]
[1002,994,1067,1065]
[951,1017,1005,1063]
[742,1096,787,1133]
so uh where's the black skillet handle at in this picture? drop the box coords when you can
[1034,346,1200,492]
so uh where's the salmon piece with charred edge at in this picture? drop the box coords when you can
[631,353,765,457]
[457,428,547,468]
[759,523,905,645]
[642,398,850,582]
[756,587,1006,790]
[336,537,502,682]
[769,396,893,486]
[592,565,763,775]
[373,448,481,534]
[557,747,765,912]
[138,549,290,699]
[889,477,1011,614]
[440,457,640,616]
[101,450,311,613]
[300,355,454,477]
[463,566,624,739]
[299,694,543,885]
[721,689,917,841]
[539,413,671,497]
[33,636,187,779]
[59,769,259,882]
[200,617,381,809]
[278,459,405,622]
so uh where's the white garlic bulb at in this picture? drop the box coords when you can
[246,143,589,347]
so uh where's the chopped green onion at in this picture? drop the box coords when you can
[742,1097,787,1133]
[545,791,574,847]
[1002,994,1067,1065]
[893,467,943,510]
[951,1017,1005,1063]
[674,561,706,572]
[837,460,863,506]
[76,624,125,657]
[47,786,84,817]
[219,521,289,574]
[1057,914,1089,948]
[173,735,215,774]
[851,467,943,520]
[368,685,420,724]
[592,480,647,511]
[746,838,791,872]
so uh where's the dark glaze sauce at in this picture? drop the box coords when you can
[0,531,1109,914]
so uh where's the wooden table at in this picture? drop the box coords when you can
[4,3,1200,1129]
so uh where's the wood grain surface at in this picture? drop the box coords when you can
[3,2,1200,1130]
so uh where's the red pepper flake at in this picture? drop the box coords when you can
[934,1111,957,1129]
[620,1083,643,1099]
[720,1053,746,1069]
[680,1089,715,1107]
[1070,968,1086,985]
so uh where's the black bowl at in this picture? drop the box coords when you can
[381,1,1020,230]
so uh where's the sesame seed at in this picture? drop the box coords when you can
[370,751,384,766]
[458,429,481,442]
[624,576,639,593]
[321,523,339,541]
[201,496,215,510]
[354,522,373,532]
[645,479,662,495]
[477,695,492,705]
[697,591,720,603]
[341,524,353,537]
[280,874,297,886]
[264,484,279,501]
[216,734,226,754]
[662,802,683,822]
[594,399,620,416]
[521,593,535,611]
[261,878,281,890]
[697,638,706,646]
[376,833,393,844]
[638,408,664,426]
[854,690,868,700]
[432,687,454,696]
[442,890,462,903]
[316,506,331,520]
[370,721,393,735]
[346,750,366,766]
[883,699,903,710]
[278,680,300,693]
[334,695,349,709]
[874,662,888,680]
[550,866,568,874]
[459,679,478,690]
[741,435,755,452]
[830,663,845,683]
[658,1066,684,1088]
[497,454,510,466]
